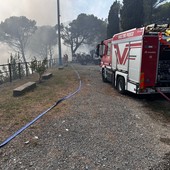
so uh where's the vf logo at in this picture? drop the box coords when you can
[114,43,142,65]
[114,44,129,65]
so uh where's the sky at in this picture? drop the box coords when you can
[0,0,120,26]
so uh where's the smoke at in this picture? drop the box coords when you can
[0,0,79,26]
[0,0,115,26]
[25,0,76,26]
[0,0,116,64]
[0,0,75,64]
[0,44,12,64]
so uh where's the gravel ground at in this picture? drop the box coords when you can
[0,64,170,170]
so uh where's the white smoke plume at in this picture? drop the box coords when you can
[0,0,115,26]
[0,0,116,64]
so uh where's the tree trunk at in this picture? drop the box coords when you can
[71,42,74,61]
[49,46,53,68]
[19,38,29,75]
[21,46,29,75]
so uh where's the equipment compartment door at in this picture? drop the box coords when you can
[128,41,142,83]
[158,45,170,83]
[141,36,159,87]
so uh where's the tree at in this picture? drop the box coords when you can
[143,0,157,24]
[120,0,144,30]
[8,53,25,80]
[60,14,107,58]
[152,2,170,24]
[0,26,4,41]
[107,1,121,38]
[30,57,47,83]
[0,16,37,63]
[0,65,9,83]
[29,26,57,63]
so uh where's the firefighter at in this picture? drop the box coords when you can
[63,54,68,66]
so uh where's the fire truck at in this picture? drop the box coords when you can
[96,24,170,95]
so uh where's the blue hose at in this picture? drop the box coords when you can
[0,65,81,148]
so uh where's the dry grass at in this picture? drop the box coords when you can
[0,66,78,142]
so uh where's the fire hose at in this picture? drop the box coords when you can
[0,65,81,148]
[156,88,170,102]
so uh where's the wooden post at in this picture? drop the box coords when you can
[8,63,12,82]
[18,63,21,79]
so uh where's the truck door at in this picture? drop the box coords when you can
[102,41,112,67]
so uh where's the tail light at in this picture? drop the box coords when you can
[140,72,145,89]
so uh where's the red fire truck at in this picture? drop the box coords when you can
[96,24,170,94]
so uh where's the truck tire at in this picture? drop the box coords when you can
[117,76,125,94]
[102,68,107,82]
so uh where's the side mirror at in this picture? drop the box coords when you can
[96,44,104,58]
[95,44,100,56]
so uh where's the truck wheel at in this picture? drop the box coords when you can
[117,76,125,94]
[102,69,107,82]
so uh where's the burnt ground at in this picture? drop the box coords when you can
[0,64,170,170]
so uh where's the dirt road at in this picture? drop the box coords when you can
[0,64,170,170]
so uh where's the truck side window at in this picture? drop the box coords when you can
[107,42,111,56]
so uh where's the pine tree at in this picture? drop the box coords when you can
[107,1,120,38]
[120,0,144,31]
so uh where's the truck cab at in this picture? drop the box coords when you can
[96,39,112,67]
[96,38,113,82]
